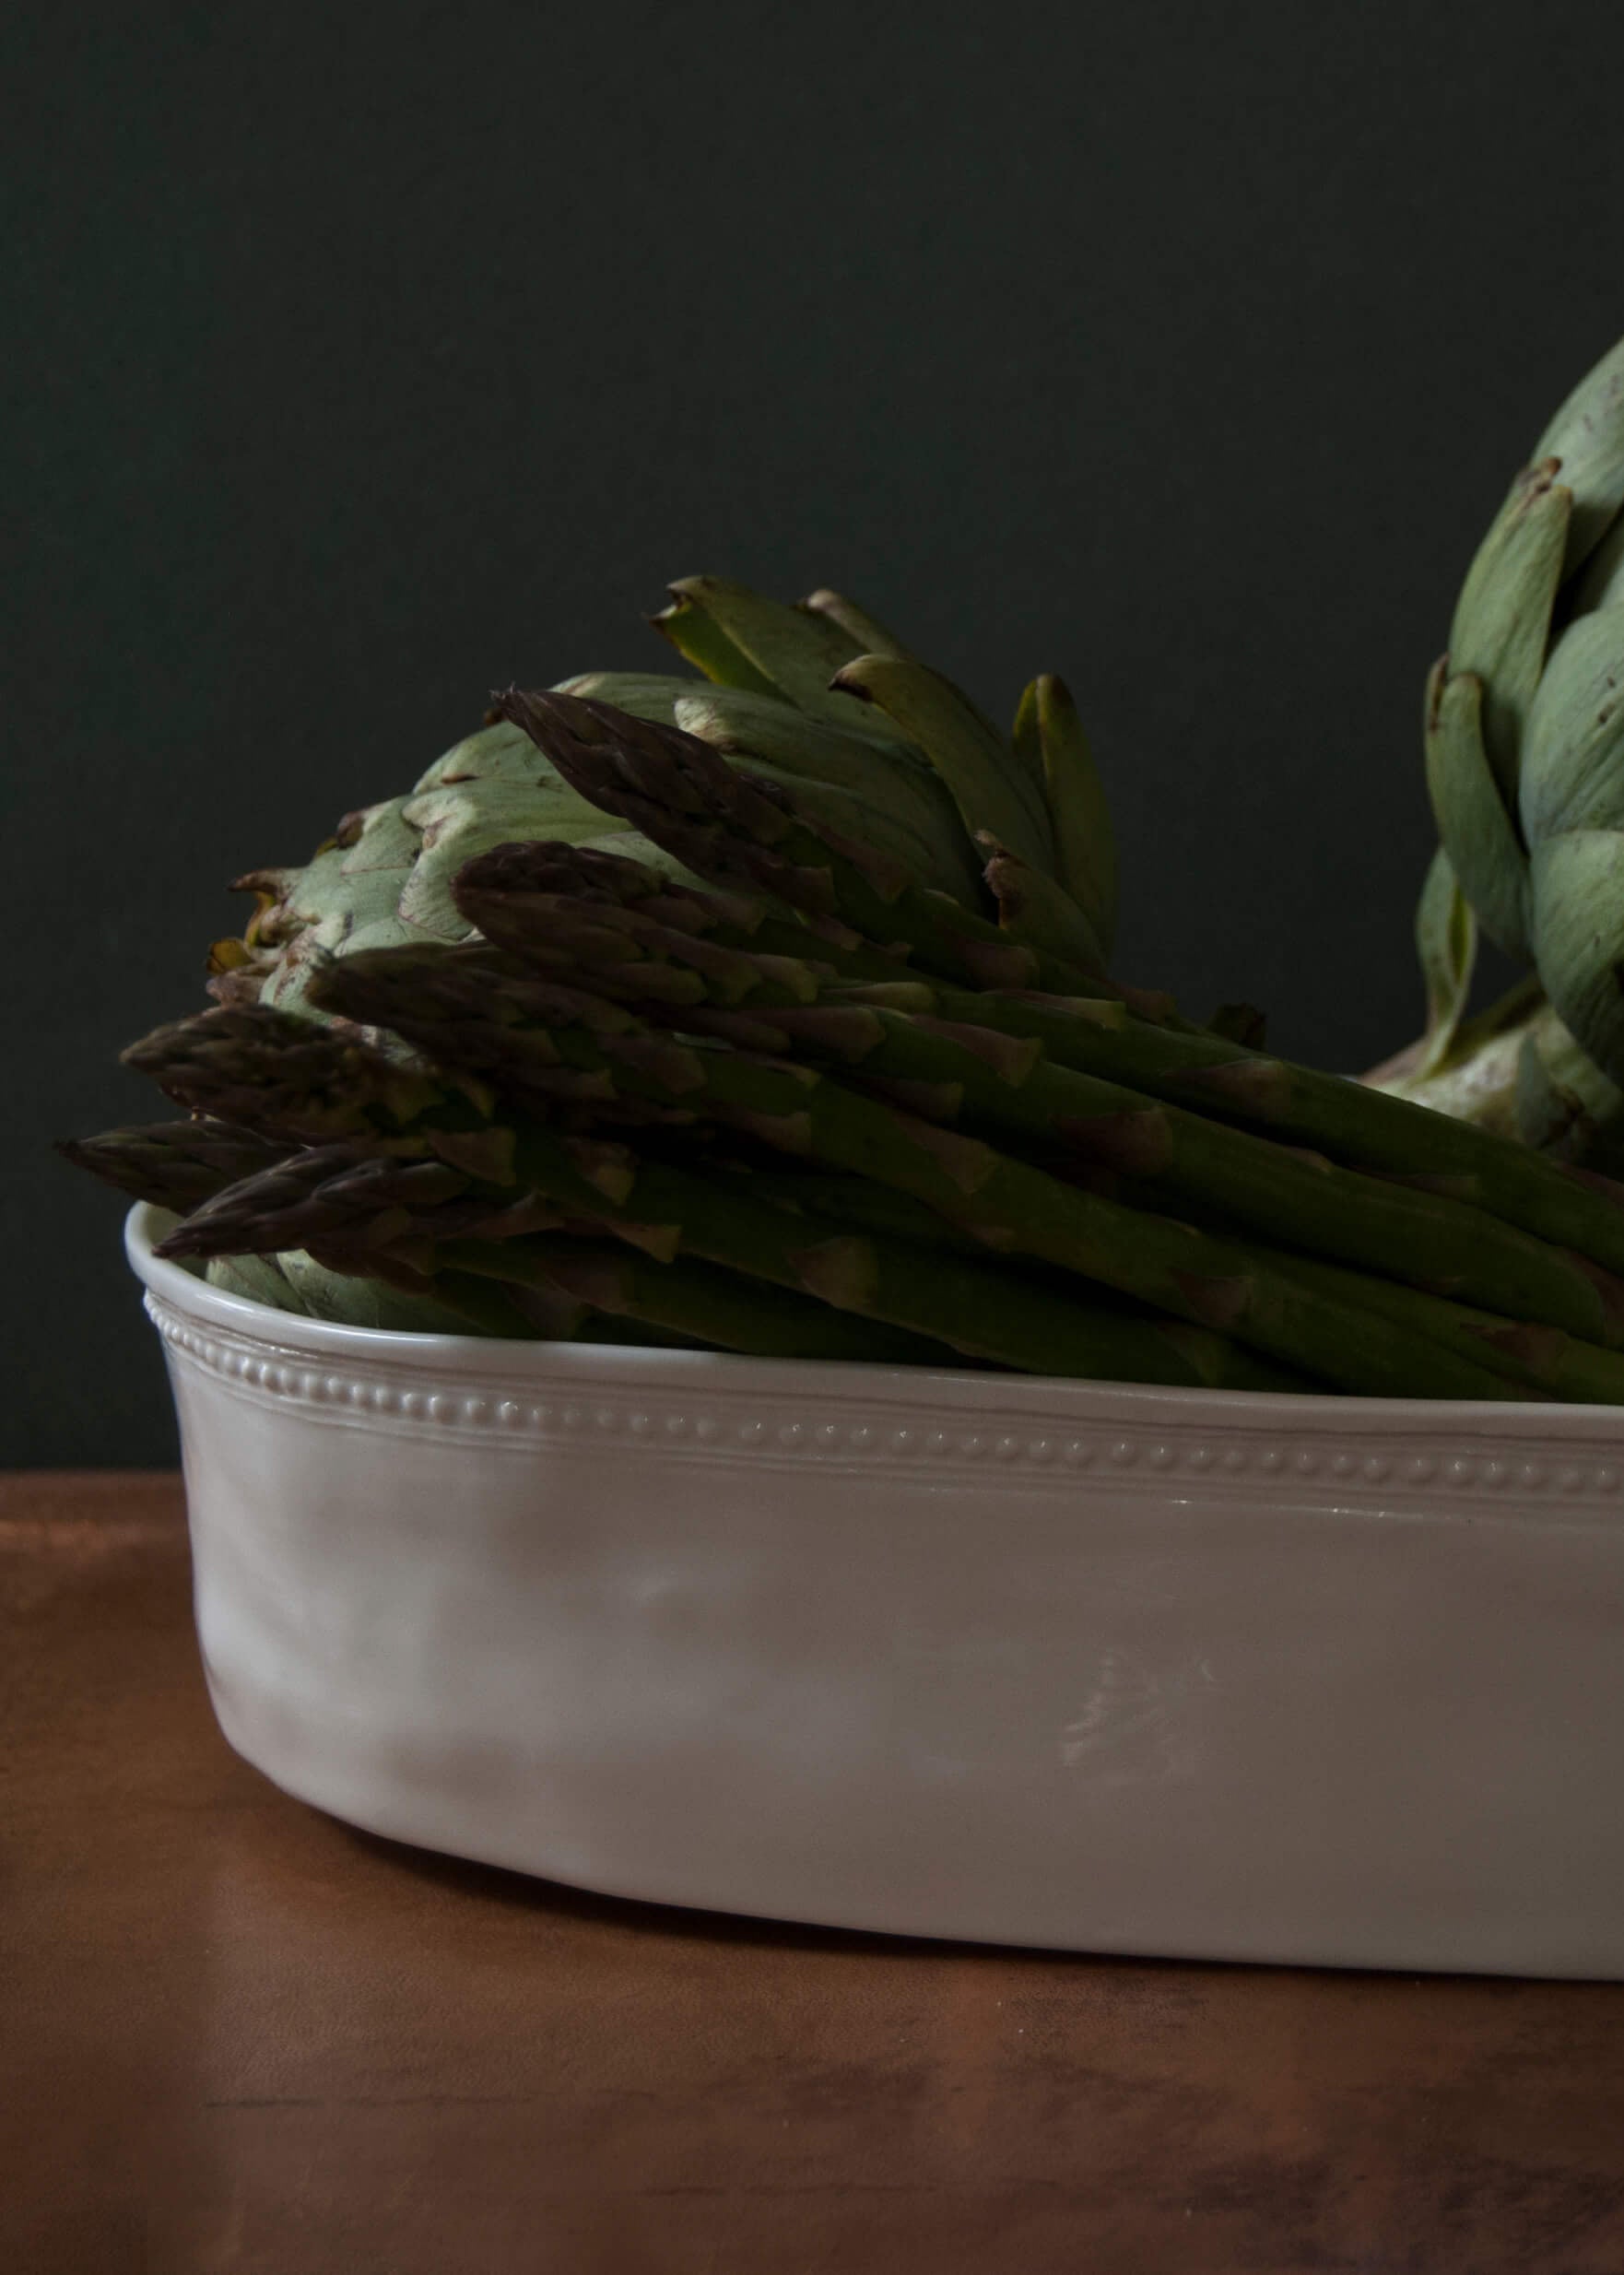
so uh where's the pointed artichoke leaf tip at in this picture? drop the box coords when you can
[649,579,781,697]
[796,589,915,662]
[1423,653,1453,737]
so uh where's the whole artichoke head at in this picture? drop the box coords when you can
[211,574,1117,1018]
[1376,334,1624,1163]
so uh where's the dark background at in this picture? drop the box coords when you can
[10,3,1624,1465]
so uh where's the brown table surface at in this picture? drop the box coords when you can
[6,1475,1624,2275]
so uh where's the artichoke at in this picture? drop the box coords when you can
[193,572,1117,1326]
[1374,333,1624,1164]
[211,573,1116,1019]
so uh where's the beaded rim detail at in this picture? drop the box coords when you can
[146,1294,1624,1511]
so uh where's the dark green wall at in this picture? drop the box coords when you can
[10,0,1621,1459]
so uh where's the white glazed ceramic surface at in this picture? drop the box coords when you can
[127,1205,1624,1977]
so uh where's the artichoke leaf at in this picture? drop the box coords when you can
[1447,460,1572,803]
[653,574,912,739]
[205,1254,312,1315]
[672,684,940,775]
[1413,844,1477,1079]
[798,588,917,662]
[833,652,1057,879]
[397,781,634,935]
[335,799,420,881]
[673,690,987,907]
[1515,1008,1624,1170]
[1518,605,1624,840]
[1015,673,1117,958]
[980,834,1109,973]
[551,672,708,724]
[275,1250,536,1337]
[1572,514,1624,617]
[1527,829,1624,1083]
[1423,659,1532,960]
[414,720,574,794]
[1531,332,1624,576]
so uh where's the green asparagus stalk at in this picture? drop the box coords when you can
[456,836,1624,1289]
[444,1236,968,1363]
[489,689,1182,1020]
[121,1005,468,1139]
[706,1159,1624,1403]
[138,1138,918,1360]
[55,1102,592,1338]
[1263,1247,1624,1405]
[723,1166,1007,1257]
[153,1092,1299,1391]
[120,999,707,1150]
[853,978,1624,1277]
[308,946,1521,1401]
[446,864,1624,1346]
[288,1252,580,1340]
[159,1145,583,1258]
[456,837,911,985]
[58,1120,292,1210]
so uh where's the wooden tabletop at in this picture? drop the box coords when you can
[6,1475,1624,2275]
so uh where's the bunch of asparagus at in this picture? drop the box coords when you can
[66,693,1624,1402]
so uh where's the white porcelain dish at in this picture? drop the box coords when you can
[126,1204,1624,1977]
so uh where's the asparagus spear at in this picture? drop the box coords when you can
[1265,1249,1624,1406]
[646,1155,1624,1404]
[489,689,1183,1021]
[451,1237,970,1363]
[120,1001,710,1153]
[68,1034,836,1351]
[457,837,1624,1277]
[157,1145,581,1257]
[284,1249,577,1341]
[724,1165,1005,1256]
[55,1106,592,1338]
[839,978,1624,1278]
[308,946,1520,1400]
[152,1096,1298,1390]
[446,866,1624,1346]
[145,1139,948,1361]
[457,837,916,981]
[58,1119,292,1210]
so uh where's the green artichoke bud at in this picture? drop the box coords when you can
[192,575,1118,1332]
[209,576,1113,1018]
[1383,334,1624,1156]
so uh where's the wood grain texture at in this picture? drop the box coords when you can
[6,1471,1624,2274]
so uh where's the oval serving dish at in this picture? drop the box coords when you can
[127,1203,1624,1978]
